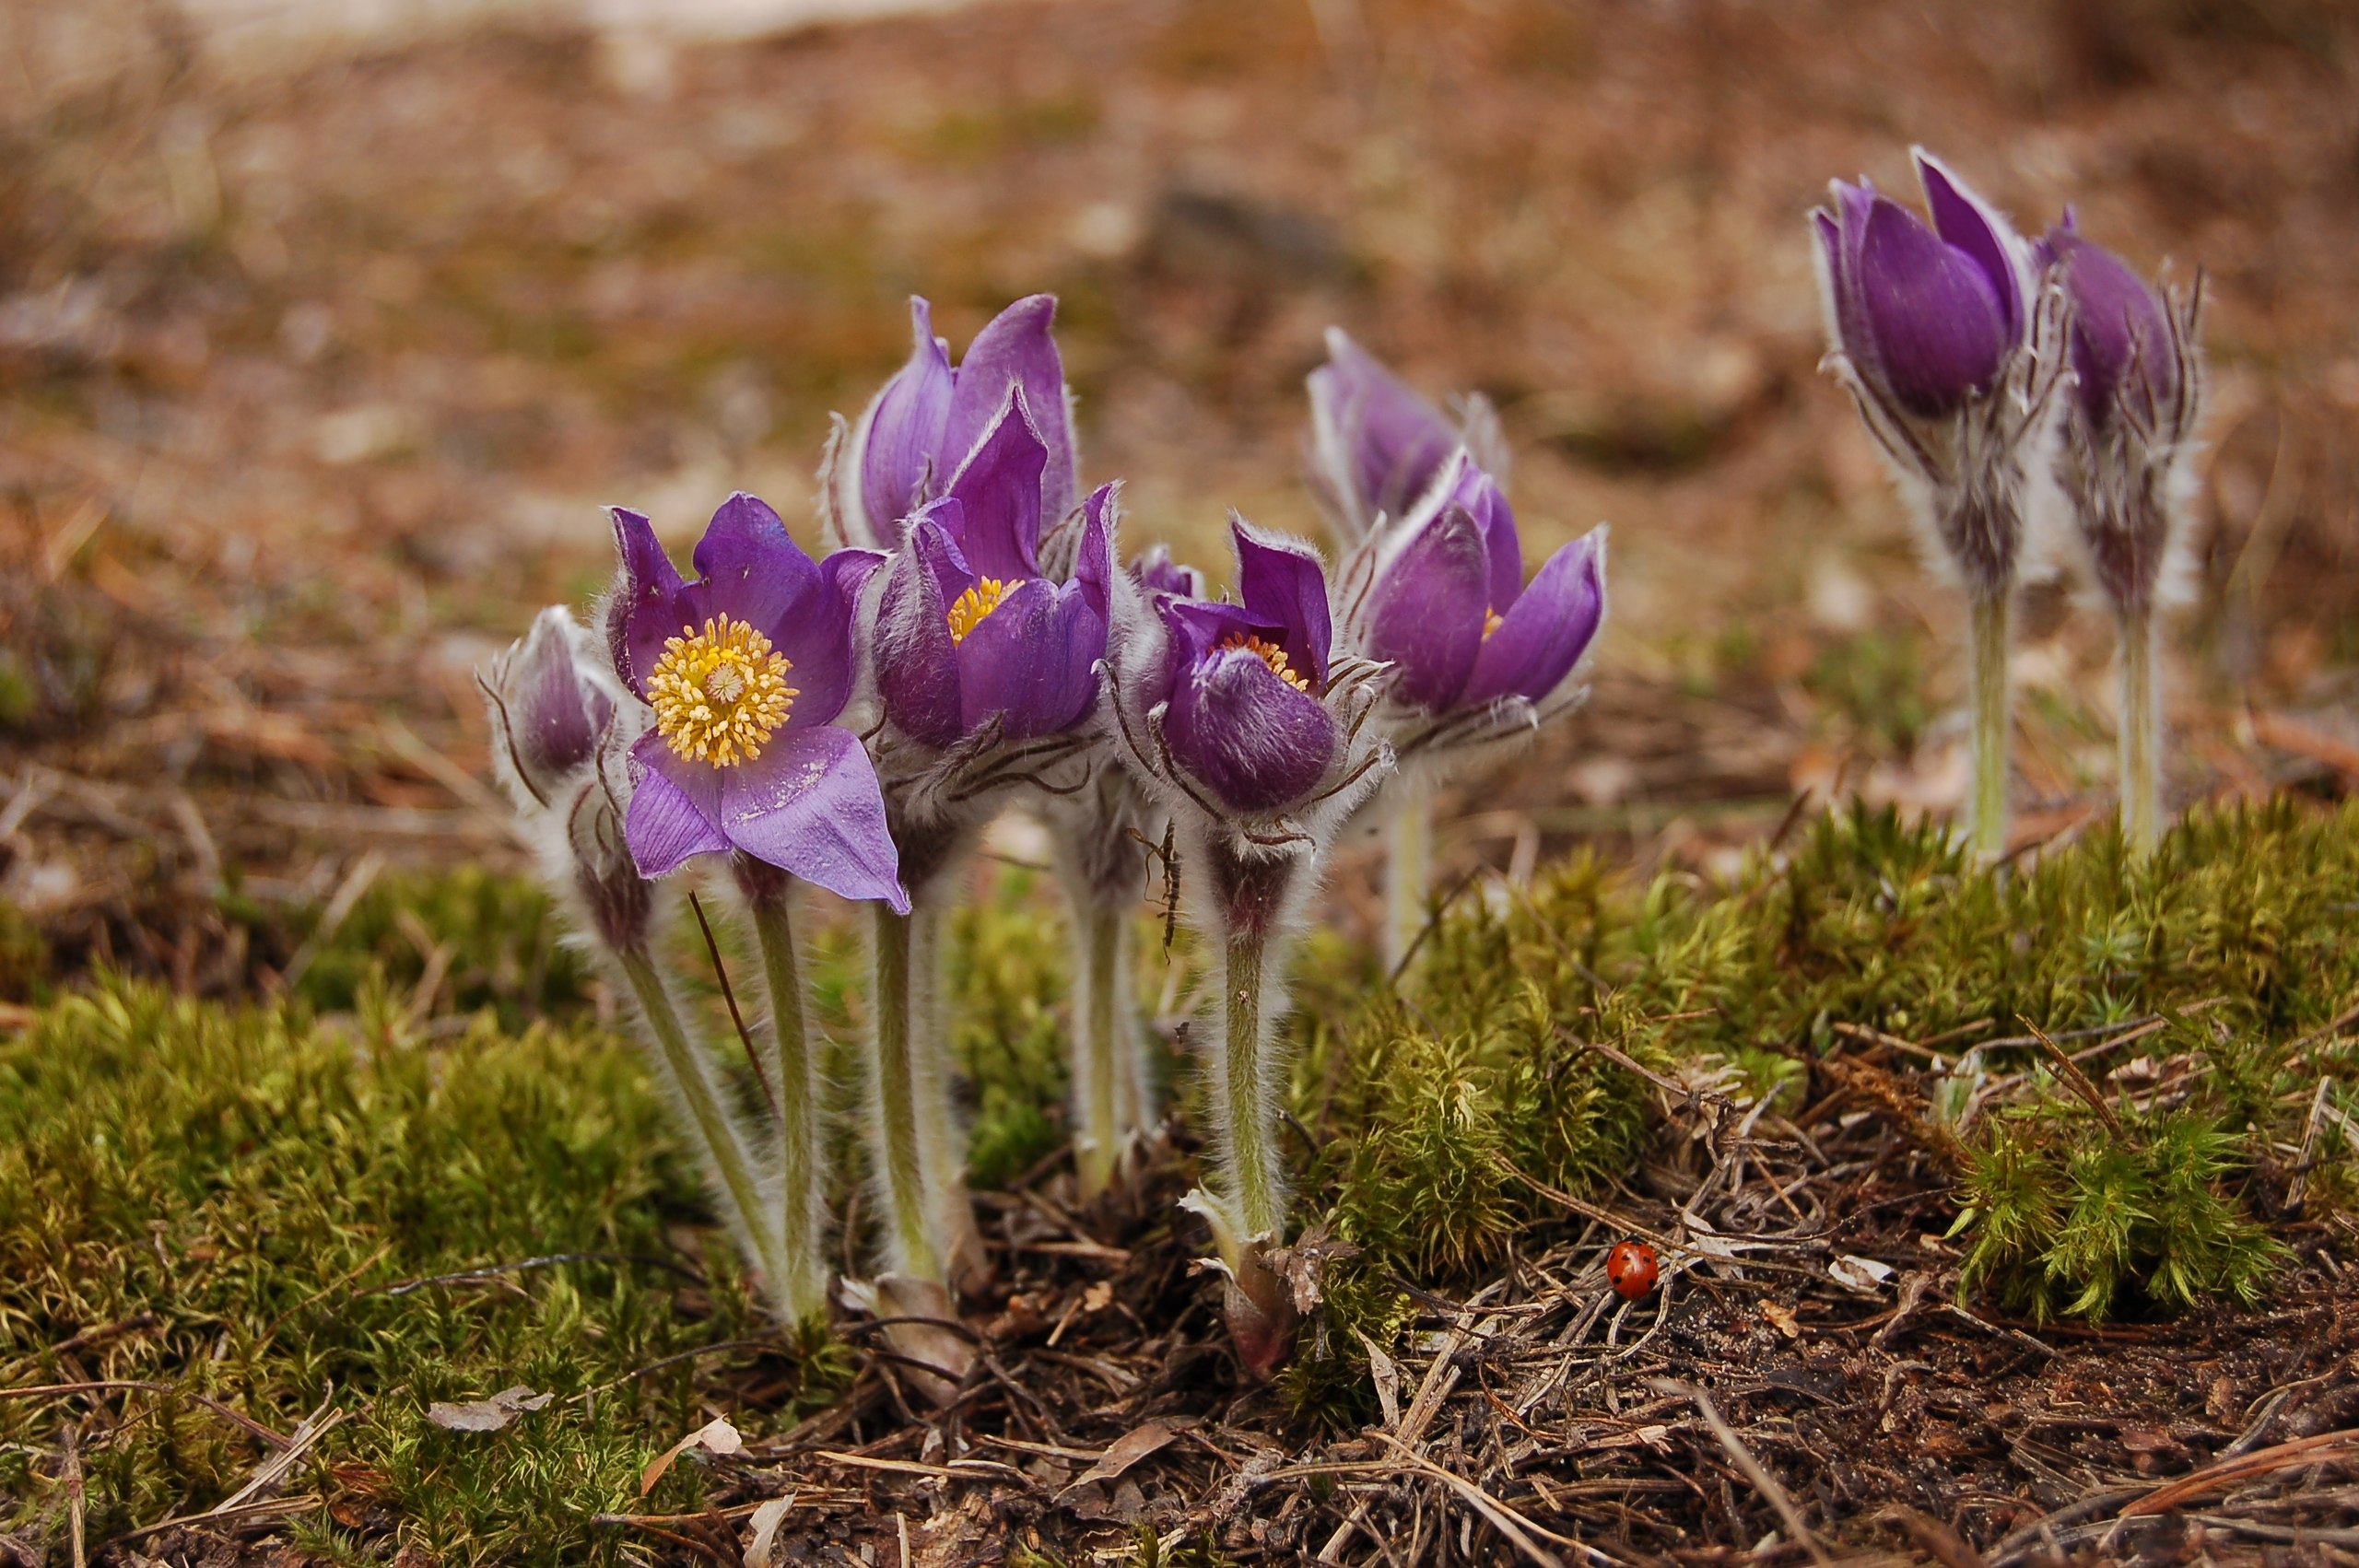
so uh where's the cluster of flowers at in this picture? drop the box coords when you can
[1813,149,2205,857]
[483,297,1606,1390]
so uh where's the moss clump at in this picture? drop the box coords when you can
[0,979,839,1562]
[293,864,596,1029]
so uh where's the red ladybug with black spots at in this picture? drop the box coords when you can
[1606,1238,1659,1301]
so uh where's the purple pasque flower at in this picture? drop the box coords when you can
[1307,328,1508,543]
[604,493,908,913]
[870,389,1113,755]
[2035,211,2205,619]
[1343,451,1606,724]
[1114,516,1391,824]
[1810,148,2064,597]
[825,294,1077,552]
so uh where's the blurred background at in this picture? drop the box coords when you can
[3,0,2356,997]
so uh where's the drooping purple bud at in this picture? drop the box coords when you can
[1133,544,1204,601]
[484,606,615,810]
[1308,329,1461,538]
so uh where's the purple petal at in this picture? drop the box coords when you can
[2048,228,2176,427]
[944,295,1073,527]
[1230,516,1333,690]
[719,726,909,913]
[1074,483,1116,620]
[625,732,730,876]
[823,545,889,609]
[1859,195,2010,417]
[1429,452,1522,613]
[1916,150,2023,339]
[1164,645,1338,814]
[874,526,966,749]
[1461,527,1606,707]
[1309,329,1459,528]
[1134,544,1203,600]
[954,577,1105,739]
[1367,504,1493,711]
[943,391,1048,581]
[686,493,822,635]
[1816,181,1880,378]
[857,298,955,544]
[609,507,688,697]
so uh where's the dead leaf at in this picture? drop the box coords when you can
[1080,1279,1114,1313]
[1356,1329,1402,1429]
[1261,1224,1359,1316]
[1759,1301,1802,1338]
[640,1415,744,1496]
[1060,1419,1182,1493]
[742,1493,796,1568]
[425,1386,551,1433]
[1829,1254,1895,1292]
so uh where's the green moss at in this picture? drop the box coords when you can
[294,865,595,1030]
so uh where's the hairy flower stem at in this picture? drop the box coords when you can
[1072,898,1136,1201]
[739,866,828,1327]
[611,943,786,1305]
[2118,606,2162,856]
[867,905,937,1282]
[1966,588,2013,863]
[1382,790,1432,975]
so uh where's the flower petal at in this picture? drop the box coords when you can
[2048,228,2175,427]
[609,507,688,697]
[1915,149,2024,340]
[856,298,955,544]
[1309,328,1459,532]
[625,731,730,877]
[1860,195,2009,417]
[1074,482,1117,621]
[1134,543,1203,600]
[944,391,1049,581]
[943,294,1073,526]
[720,726,909,913]
[1230,515,1333,690]
[687,493,822,635]
[1461,526,1607,707]
[955,576,1105,739]
[1367,503,1492,711]
[874,521,966,749]
[1164,645,1338,813]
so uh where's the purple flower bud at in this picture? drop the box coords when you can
[872,394,1112,750]
[1814,153,2026,419]
[1133,543,1204,601]
[2038,216,2179,431]
[1307,329,1461,538]
[830,295,1077,549]
[605,494,907,912]
[484,606,615,810]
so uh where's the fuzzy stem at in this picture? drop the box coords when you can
[1073,898,1133,1201]
[745,881,828,1327]
[612,944,786,1301]
[1221,917,1281,1243]
[1966,587,2012,863]
[1382,790,1432,975]
[908,895,984,1293]
[2118,605,2162,857]
[867,904,938,1282]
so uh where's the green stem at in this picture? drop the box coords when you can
[746,883,827,1327]
[1221,919,1280,1245]
[2118,606,2161,857]
[1383,790,1432,975]
[613,945,785,1299]
[867,904,937,1282]
[1966,588,2013,863]
[1074,899,1130,1201]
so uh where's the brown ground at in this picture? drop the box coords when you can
[5,0,2359,1560]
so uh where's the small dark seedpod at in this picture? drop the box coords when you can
[1606,1238,1659,1301]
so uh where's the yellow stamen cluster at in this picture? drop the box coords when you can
[1482,606,1505,641]
[1221,633,1310,694]
[946,578,1011,646]
[646,614,797,767]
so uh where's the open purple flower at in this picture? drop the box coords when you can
[1352,452,1605,718]
[871,391,1112,754]
[827,295,1077,551]
[604,493,907,912]
[1307,328,1507,543]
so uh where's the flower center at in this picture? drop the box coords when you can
[946,578,1011,646]
[1220,633,1310,693]
[1482,606,1504,641]
[646,614,797,767]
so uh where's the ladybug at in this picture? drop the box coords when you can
[1606,1238,1659,1301]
